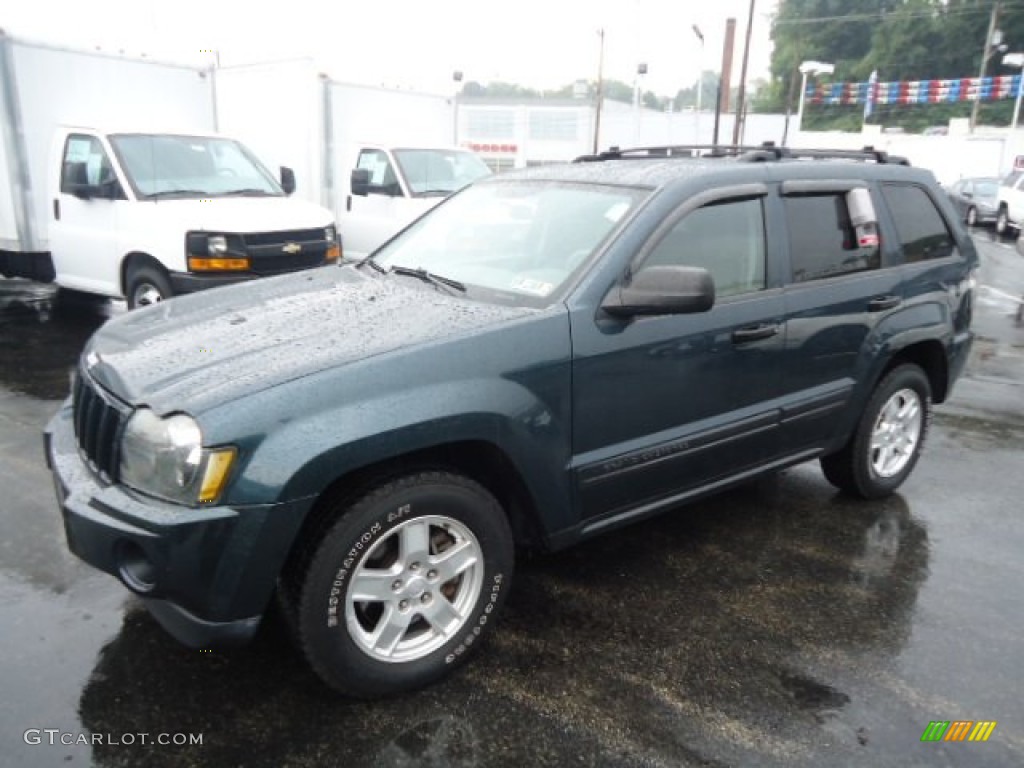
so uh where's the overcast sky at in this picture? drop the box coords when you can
[3,0,778,96]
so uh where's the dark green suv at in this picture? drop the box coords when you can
[46,145,978,697]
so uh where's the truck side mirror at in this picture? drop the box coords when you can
[280,166,296,196]
[351,168,370,197]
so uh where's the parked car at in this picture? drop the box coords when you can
[46,144,978,698]
[947,176,1000,227]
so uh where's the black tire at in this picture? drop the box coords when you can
[966,206,978,227]
[126,265,173,309]
[294,471,514,698]
[996,206,1011,237]
[820,364,931,500]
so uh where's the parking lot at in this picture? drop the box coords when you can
[1,233,1023,767]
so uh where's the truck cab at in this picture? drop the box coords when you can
[341,146,490,260]
[49,128,339,307]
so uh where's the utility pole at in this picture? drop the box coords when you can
[592,28,606,155]
[733,0,756,146]
[971,1,1001,133]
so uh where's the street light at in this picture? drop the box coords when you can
[1004,52,1024,133]
[796,60,835,135]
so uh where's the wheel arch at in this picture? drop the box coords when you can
[120,251,167,297]
[280,440,547,593]
[879,338,949,403]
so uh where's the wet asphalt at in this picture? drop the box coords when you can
[1,236,1023,768]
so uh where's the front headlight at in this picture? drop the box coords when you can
[119,409,236,505]
[325,224,337,243]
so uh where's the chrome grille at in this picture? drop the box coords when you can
[72,371,129,482]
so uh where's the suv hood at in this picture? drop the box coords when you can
[83,267,532,414]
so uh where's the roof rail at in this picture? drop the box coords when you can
[573,142,911,166]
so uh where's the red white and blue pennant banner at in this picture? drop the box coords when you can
[806,75,1024,105]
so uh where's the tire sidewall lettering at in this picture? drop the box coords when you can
[445,572,505,664]
[326,520,382,627]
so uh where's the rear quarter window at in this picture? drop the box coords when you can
[880,184,957,263]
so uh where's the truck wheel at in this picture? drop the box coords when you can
[295,471,514,698]
[126,266,173,309]
[820,365,931,499]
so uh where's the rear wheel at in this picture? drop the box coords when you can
[820,365,931,499]
[293,471,514,697]
[126,265,173,309]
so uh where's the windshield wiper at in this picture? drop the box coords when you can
[359,256,388,274]
[389,265,466,293]
[220,188,275,197]
[415,189,454,198]
[143,189,210,199]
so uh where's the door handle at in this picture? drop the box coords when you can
[53,199,60,221]
[867,295,901,312]
[346,195,352,212]
[731,324,779,344]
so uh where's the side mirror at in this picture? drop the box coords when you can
[350,168,370,197]
[69,182,95,201]
[602,265,715,317]
[280,166,296,196]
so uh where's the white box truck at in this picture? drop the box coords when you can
[0,34,338,307]
[215,60,490,260]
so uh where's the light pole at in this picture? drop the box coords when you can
[634,62,647,145]
[452,70,463,145]
[796,60,834,135]
[692,25,704,143]
[1004,53,1024,133]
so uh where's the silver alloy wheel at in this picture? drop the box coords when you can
[967,206,977,227]
[132,283,164,307]
[869,387,923,478]
[345,515,483,663]
[997,209,1009,235]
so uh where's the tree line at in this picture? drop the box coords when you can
[757,0,1024,132]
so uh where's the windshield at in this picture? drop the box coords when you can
[372,180,647,307]
[110,134,282,199]
[393,149,492,197]
[975,181,998,198]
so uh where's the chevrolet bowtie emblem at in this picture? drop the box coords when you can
[282,242,302,254]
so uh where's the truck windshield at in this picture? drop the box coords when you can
[393,149,491,197]
[109,134,282,199]
[371,180,647,307]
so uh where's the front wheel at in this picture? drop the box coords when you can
[820,365,931,499]
[294,472,514,698]
[126,265,173,309]
[966,206,978,227]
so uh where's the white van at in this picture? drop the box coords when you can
[46,128,338,307]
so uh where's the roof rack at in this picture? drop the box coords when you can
[573,142,910,166]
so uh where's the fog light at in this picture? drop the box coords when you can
[117,540,156,592]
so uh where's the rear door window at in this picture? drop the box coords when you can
[783,194,880,283]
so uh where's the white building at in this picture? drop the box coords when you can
[456,97,790,170]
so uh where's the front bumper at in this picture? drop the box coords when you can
[169,271,257,295]
[44,400,311,648]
